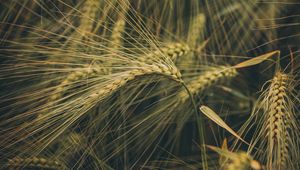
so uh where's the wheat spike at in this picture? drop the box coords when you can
[66,0,100,49]
[7,156,65,170]
[109,0,129,73]
[264,72,296,169]
[178,66,237,103]
[78,0,100,36]
[48,66,104,104]
[237,71,300,170]
[138,43,190,64]
[187,13,206,49]
[87,63,182,101]
[111,19,126,51]
[110,0,129,50]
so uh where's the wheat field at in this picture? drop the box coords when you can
[0,0,299,169]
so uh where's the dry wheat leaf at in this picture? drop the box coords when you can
[234,50,279,68]
[199,105,247,144]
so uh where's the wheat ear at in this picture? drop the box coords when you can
[110,19,126,51]
[50,62,181,105]
[7,157,64,170]
[138,43,190,64]
[264,72,298,169]
[48,66,104,104]
[78,0,100,36]
[87,63,182,101]
[237,71,300,170]
[64,0,100,50]
[110,0,129,50]
[109,0,129,73]
[50,44,184,105]
[178,66,237,103]
[187,13,206,49]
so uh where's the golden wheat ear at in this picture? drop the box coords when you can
[178,66,238,104]
[67,0,101,47]
[236,71,300,170]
